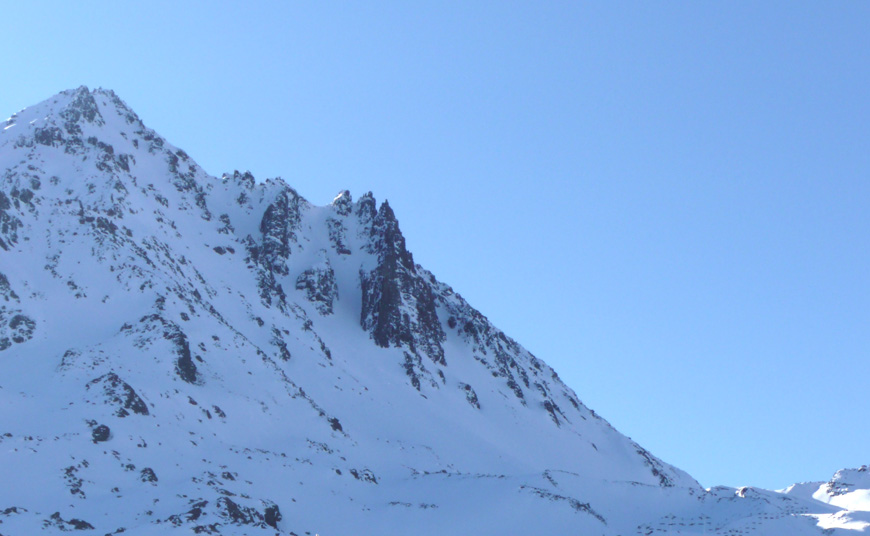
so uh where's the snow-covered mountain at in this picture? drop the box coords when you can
[0,87,865,535]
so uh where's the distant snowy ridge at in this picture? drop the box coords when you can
[0,87,865,535]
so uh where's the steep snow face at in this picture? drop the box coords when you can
[785,466,870,513]
[0,87,865,535]
[781,466,870,531]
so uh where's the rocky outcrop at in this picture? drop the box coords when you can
[459,382,480,409]
[86,373,149,417]
[295,260,338,315]
[0,272,18,302]
[0,273,29,351]
[0,310,35,351]
[331,189,353,216]
[138,313,201,384]
[826,465,870,496]
[360,201,445,368]
[43,511,95,531]
[257,187,305,277]
[59,86,105,128]
[165,497,282,533]
[0,191,23,250]
[244,184,309,311]
[91,424,111,443]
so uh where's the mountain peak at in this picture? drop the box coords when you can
[0,89,860,535]
[331,189,352,215]
[2,86,145,151]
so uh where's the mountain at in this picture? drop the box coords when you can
[0,87,865,535]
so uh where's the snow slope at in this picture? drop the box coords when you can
[0,87,865,535]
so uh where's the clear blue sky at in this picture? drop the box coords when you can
[3,2,868,490]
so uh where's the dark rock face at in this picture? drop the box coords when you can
[328,192,353,255]
[60,86,104,127]
[327,218,351,255]
[86,373,149,417]
[328,417,343,432]
[226,170,255,190]
[163,319,198,384]
[271,328,292,361]
[0,273,25,351]
[175,350,197,384]
[0,309,35,351]
[258,188,304,277]
[138,313,201,384]
[169,497,284,532]
[0,191,23,250]
[349,468,378,484]
[295,262,338,315]
[245,185,307,311]
[91,424,111,443]
[163,486,284,532]
[63,464,85,498]
[216,497,262,526]
[34,126,67,147]
[460,383,481,409]
[44,511,95,531]
[356,191,377,224]
[360,201,446,368]
[1,506,26,516]
[543,399,565,426]
[9,314,35,342]
[166,499,208,527]
[0,273,18,302]
[140,467,158,483]
[263,501,282,529]
[331,190,353,216]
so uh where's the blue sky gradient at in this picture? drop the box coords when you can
[2,2,868,490]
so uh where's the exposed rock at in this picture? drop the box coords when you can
[635,446,674,488]
[63,464,85,497]
[327,217,351,255]
[270,328,292,361]
[0,273,19,302]
[331,190,353,216]
[295,261,338,315]
[0,191,22,251]
[349,468,378,484]
[140,467,158,483]
[86,372,149,417]
[356,191,377,230]
[91,424,111,443]
[44,511,95,531]
[60,86,104,127]
[166,499,208,526]
[1,506,26,516]
[0,311,35,348]
[258,187,304,276]
[263,501,282,529]
[216,497,263,526]
[360,201,446,368]
[460,382,480,409]
[520,486,606,524]
[328,417,343,432]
